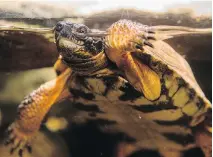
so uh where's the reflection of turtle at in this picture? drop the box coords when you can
[4,20,212,157]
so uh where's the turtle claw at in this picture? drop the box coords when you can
[144,40,154,48]
[26,144,32,153]
[131,32,156,51]
[4,123,34,157]
[18,149,23,157]
[6,138,32,157]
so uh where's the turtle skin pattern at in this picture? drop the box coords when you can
[5,20,212,157]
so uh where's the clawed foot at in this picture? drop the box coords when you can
[4,123,34,157]
[134,30,156,50]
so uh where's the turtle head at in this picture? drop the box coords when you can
[54,21,108,75]
[54,21,104,56]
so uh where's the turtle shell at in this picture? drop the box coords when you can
[137,40,211,127]
[67,64,210,156]
[64,40,212,157]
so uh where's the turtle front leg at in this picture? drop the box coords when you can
[5,68,72,157]
[54,55,69,75]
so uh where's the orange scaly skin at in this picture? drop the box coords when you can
[105,20,161,101]
[5,65,71,156]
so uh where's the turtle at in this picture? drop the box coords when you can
[4,19,212,157]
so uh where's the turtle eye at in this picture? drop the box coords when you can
[77,26,88,34]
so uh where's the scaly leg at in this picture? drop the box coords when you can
[54,56,72,102]
[5,64,72,156]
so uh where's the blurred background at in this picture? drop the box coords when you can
[0,0,212,157]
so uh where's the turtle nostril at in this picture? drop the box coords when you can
[55,22,64,32]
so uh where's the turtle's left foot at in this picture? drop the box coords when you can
[4,122,33,157]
